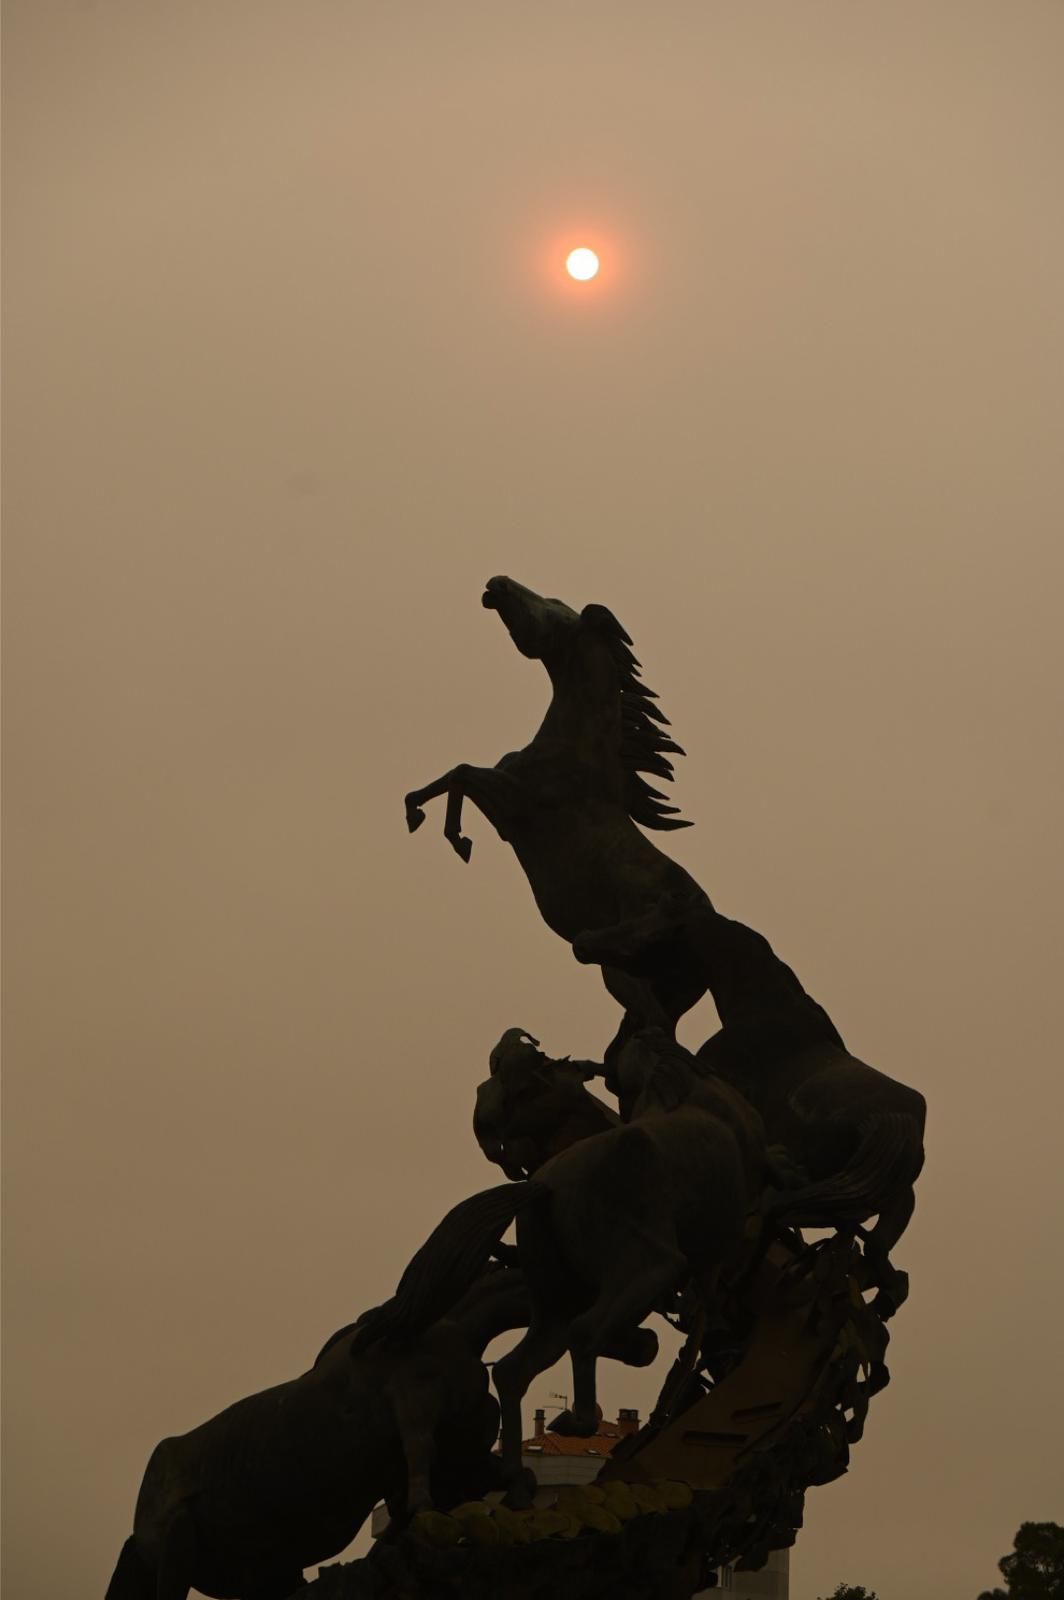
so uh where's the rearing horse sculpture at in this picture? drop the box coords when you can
[404,578,712,1057]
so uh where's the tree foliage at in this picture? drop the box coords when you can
[817,1587,879,1600]
[978,1522,1064,1600]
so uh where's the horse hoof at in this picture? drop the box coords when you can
[549,1408,598,1438]
[453,836,473,862]
[406,805,426,833]
[871,1275,908,1320]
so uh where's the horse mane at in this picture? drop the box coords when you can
[583,604,692,831]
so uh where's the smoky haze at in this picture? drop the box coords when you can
[3,4,1062,1597]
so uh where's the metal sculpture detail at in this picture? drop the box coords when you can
[104,579,924,1600]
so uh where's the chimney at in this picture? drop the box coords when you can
[533,1408,546,1439]
[617,1408,640,1436]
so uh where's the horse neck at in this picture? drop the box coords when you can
[535,637,621,766]
[676,915,752,1022]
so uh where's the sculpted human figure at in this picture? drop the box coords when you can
[473,1028,617,1179]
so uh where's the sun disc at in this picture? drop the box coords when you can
[566,247,600,282]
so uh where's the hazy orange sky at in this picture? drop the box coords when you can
[4,5,1063,1597]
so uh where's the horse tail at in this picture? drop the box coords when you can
[103,1537,154,1600]
[350,1181,544,1352]
[768,1112,923,1229]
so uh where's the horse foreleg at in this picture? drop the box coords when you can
[492,1315,571,1505]
[569,1246,686,1362]
[404,771,452,833]
[403,768,472,860]
[392,1378,446,1515]
[444,782,473,863]
[404,764,521,860]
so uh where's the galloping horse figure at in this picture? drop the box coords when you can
[575,898,926,1316]
[404,577,713,1060]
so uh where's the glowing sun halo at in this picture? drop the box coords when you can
[566,246,600,282]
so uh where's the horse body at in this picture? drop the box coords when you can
[500,788,699,943]
[105,1271,527,1600]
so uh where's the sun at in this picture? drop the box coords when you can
[565,247,600,282]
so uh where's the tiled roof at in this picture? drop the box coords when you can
[521,1420,630,1458]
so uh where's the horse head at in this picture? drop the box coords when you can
[483,577,690,835]
[475,1028,606,1178]
[482,577,583,662]
[481,576,636,698]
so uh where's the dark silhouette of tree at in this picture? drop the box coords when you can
[978,1523,1064,1600]
[817,1587,879,1600]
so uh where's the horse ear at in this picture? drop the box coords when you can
[580,603,633,646]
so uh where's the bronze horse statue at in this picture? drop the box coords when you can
[404,577,714,1059]
[473,1027,619,1180]
[575,898,926,1315]
[104,1257,530,1600]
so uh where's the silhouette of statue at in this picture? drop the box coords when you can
[404,577,714,1062]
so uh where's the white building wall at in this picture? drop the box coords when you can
[700,1548,790,1598]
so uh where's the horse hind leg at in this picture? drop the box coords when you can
[550,1348,600,1438]
[104,1537,155,1600]
[244,1574,305,1600]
